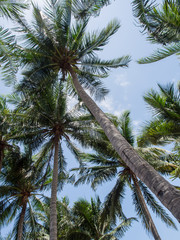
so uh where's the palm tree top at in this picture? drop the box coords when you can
[0,147,47,238]
[138,83,180,146]
[60,196,136,240]
[132,0,180,63]
[14,0,130,99]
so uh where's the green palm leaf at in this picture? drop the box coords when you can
[0,0,28,18]
[132,0,180,62]
[138,42,180,63]
[139,181,177,229]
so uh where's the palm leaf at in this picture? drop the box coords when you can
[71,0,110,20]
[139,181,177,229]
[0,26,18,84]
[138,42,180,63]
[0,0,28,18]
[101,217,136,240]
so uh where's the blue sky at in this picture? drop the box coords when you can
[1,0,180,239]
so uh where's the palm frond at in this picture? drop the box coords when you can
[137,119,180,146]
[0,26,18,84]
[102,217,136,240]
[81,56,130,74]
[139,181,177,229]
[71,0,111,20]
[73,162,118,190]
[0,0,28,18]
[117,110,135,146]
[138,42,180,63]
[76,70,109,101]
[100,178,126,224]
[132,0,158,33]
[79,19,121,57]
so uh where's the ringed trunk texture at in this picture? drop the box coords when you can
[132,173,161,240]
[50,136,59,240]
[17,202,27,240]
[68,65,180,222]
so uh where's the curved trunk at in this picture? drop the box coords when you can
[68,65,180,222]
[17,201,27,240]
[50,136,59,240]
[132,173,161,240]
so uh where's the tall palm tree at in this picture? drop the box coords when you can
[73,111,177,240]
[10,82,105,240]
[138,82,180,146]
[0,147,48,240]
[13,0,180,221]
[132,0,180,63]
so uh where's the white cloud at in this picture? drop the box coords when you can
[67,95,78,109]
[99,96,114,112]
[133,120,141,127]
[113,107,125,117]
[114,73,130,87]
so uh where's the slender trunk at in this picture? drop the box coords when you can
[68,65,180,222]
[50,135,59,240]
[17,202,27,240]
[132,173,161,240]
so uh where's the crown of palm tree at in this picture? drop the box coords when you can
[13,0,130,99]
[132,0,180,63]
[138,82,180,146]
[0,147,48,240]
[10,82,103,162]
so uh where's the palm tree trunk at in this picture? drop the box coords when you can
[68,65,180,222]
[50,135,59,240]
[132,173,161,240]
[17,202,27,240]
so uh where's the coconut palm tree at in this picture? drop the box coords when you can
[138,82,180,146]
[73,111,177,240]
[132,0,180,63]
[13,0,180,221]
[0,146,48,240]
[10,81,107,240]
[63,196,135,240]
